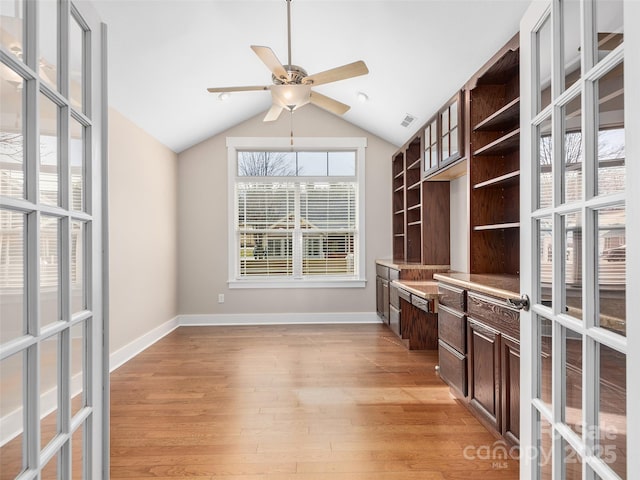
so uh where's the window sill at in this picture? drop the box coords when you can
[228,278,367,289]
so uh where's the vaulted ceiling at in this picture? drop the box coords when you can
[93,0,531,153]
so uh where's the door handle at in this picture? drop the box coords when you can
[507,294,530,311]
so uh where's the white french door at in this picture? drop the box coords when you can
[0,0,107,478]
[520,1,637,479]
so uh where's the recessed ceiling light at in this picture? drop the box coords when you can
[218,92,231,101]
[357,92,369,103]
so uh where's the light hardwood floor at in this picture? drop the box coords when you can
[110,324,519,479]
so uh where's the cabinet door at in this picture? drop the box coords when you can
[467,319,501,432]
[376,276,384,317]
[501,336,520,445]
[382,279,390,323]
[438,340,467,396]
[439,90,464,167]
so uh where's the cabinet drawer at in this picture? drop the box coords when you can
[376,264,389,280]
[411,295,432,313]
[390,284,400,309]
[398,287,411,303]
[467,291,519,340]
[438,304,466,354]
[389,305,401,336]
[389,268,400,281]
[438,340,467,396]
[438,283,466,311]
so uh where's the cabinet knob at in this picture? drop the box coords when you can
[507,294,530,311]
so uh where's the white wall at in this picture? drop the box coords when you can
[108,108,178,353]
[450,174,469,272]
[177,105,396,317]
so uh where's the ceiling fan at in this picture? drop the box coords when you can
[207,0,369,122]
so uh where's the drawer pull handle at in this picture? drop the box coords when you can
[507,294,530,311]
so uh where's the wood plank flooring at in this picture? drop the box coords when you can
[110,324,519,479]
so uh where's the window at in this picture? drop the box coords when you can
[227,137,366,288]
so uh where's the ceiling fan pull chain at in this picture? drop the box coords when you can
[290,108,294,147]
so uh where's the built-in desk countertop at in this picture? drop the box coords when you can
[433,272,520,301]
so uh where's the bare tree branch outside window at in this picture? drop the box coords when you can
[238,152,296,176]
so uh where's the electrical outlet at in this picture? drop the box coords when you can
[218,294,225,304]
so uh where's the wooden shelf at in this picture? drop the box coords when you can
[473,129,520,156]
[407,180,422,191]
[408,221,422,227]
[473,222,520,231]
[394,233,405,237]
[426,158,467,182]
[394,185,405,193]
[407,159,421,170]
[473,98,520,132]
[473,170,520,189]
[394,209,404,215]
[394,171,404,179]
[407,204,421,211]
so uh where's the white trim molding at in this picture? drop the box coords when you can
[179,312,381,326]
[109,317,179,372]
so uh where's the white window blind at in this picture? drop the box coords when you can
[236,180,358,279]
[231,145,363,285]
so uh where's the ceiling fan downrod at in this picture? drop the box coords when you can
[286,0,293,70]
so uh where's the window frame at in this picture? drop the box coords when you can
[227,137,367,289]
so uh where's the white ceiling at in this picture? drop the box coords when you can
[93,0,532,153]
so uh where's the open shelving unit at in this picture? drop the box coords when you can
[467,36,521,275]
[392,151,405,261]
[405,137,423,263]
[391,131,450,265]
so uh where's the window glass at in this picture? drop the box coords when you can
[596,64,624,196]
[328,151,355,176]
[70,14,84,111]
[562,0,581,91]
[297,151,327,176]
[238,151,296,176]
[595,206,625,336]
[40,93,59,206]
[0,209,24,344]
[594,0,623,64]
[39,0,58,90]
[0,0,24,57]
[0,64,25,199]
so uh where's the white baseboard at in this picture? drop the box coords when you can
[109,316,179,372]
[178,312,381,326]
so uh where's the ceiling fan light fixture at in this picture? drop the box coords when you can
[271,84,311,110]
[218,92,231,101]
[357,92,369,103]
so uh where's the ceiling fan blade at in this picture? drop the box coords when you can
[251,45,289,81]
[263,105,284,122]
[309,91,350,115]
[207,86,269,93]
[305,61,369,86]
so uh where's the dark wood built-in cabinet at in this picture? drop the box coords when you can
[435,274,521,446]
[382,34,522,449]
